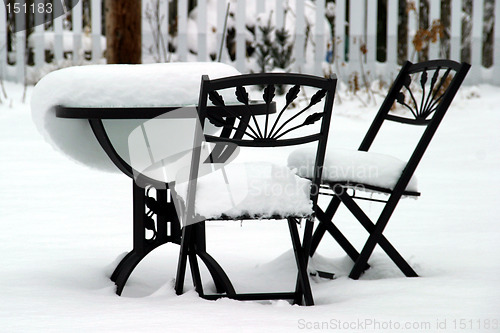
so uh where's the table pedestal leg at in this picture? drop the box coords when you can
[111,182,181,295]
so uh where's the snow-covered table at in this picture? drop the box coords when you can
[31,62,275,295]
[31,62,242,171]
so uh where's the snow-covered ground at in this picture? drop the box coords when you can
[1,80,499,332]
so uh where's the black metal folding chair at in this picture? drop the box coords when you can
[173,73,337,305]
[289,60,470,280]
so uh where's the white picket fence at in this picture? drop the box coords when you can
[1,0,499,85]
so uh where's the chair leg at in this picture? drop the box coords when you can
[293,217,314,305]
[309,222,327,257]
[311,198,371,273]
[176,222,238,297]
[302,217,314,263]
[175,225,194,295]
[310,197,341,256]
[189,249,204,296]
[196,250,237,296]
[314,206,363,264]
[288,218,314,306]
[338,192,418,279]
[349,227,383,280]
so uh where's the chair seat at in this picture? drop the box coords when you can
[174,162,314,220]
[288,147,419,195]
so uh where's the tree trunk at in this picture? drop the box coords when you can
[105,0,142,64]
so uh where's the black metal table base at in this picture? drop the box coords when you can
[54,105,277,297]
[109,182,179,295]
[110,182,233,295]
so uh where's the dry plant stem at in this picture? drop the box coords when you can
[0,42,7,99]
[408,0,444,62]
[146,0,168,62]
[158,27,168,61]
[0,77,7,99]
[353,88,367,107]
[358,44,376,106]
[284,1,311,55]
[217,3,231,62]
[22,80,27,103]
[22,44,29,103]
[333,39,343,104]
[300,83,309,106]
[408,1,418,62]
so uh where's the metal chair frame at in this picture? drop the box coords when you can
[174,72,337,305]
[309,59,470,279]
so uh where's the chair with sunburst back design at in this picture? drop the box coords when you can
[173,72,337,305]
[288,59,470,280]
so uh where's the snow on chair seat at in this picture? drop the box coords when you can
[174,162,314,221]
[288,147,419,195]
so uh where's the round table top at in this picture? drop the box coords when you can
[55,101,276,119]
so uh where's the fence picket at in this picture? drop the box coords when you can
[366,0,377,77]
[177,0,188,61]
[235,0,246,72]
[386,0,398,76]
[408,0,419,61]
[72,0,83,64]
[216,0,229,62]
[255,0,265,49]
[256,0,265,15]
[428,0,441,59]
[348,0,364,74]
[335,0,346,68]
[450,0,461,62]
[275,0,284,30]
[314,0,325,76]
[53,1,64,63]
[164,0,169,61]
[91,0,102,61]
[15,7,26,83]
[197,0,207,61]
[33,0,45,69]
[294,0,305,72]
[0,2,7,79]
[0,0,495,85]
[494,0,500,84]
[471,0,484,70]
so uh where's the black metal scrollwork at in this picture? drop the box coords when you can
[396,67,454,120]
[144,186,158,241]
[206,83,328,142]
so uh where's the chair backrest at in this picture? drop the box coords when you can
[186,72,337,210]
[359,59,470,196]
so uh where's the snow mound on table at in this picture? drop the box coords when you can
[288,147,418,193]
[30,62,241,172]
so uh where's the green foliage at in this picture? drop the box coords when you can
[252,15,294,94]
[272,28,294,70]
[254,18,275,73]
